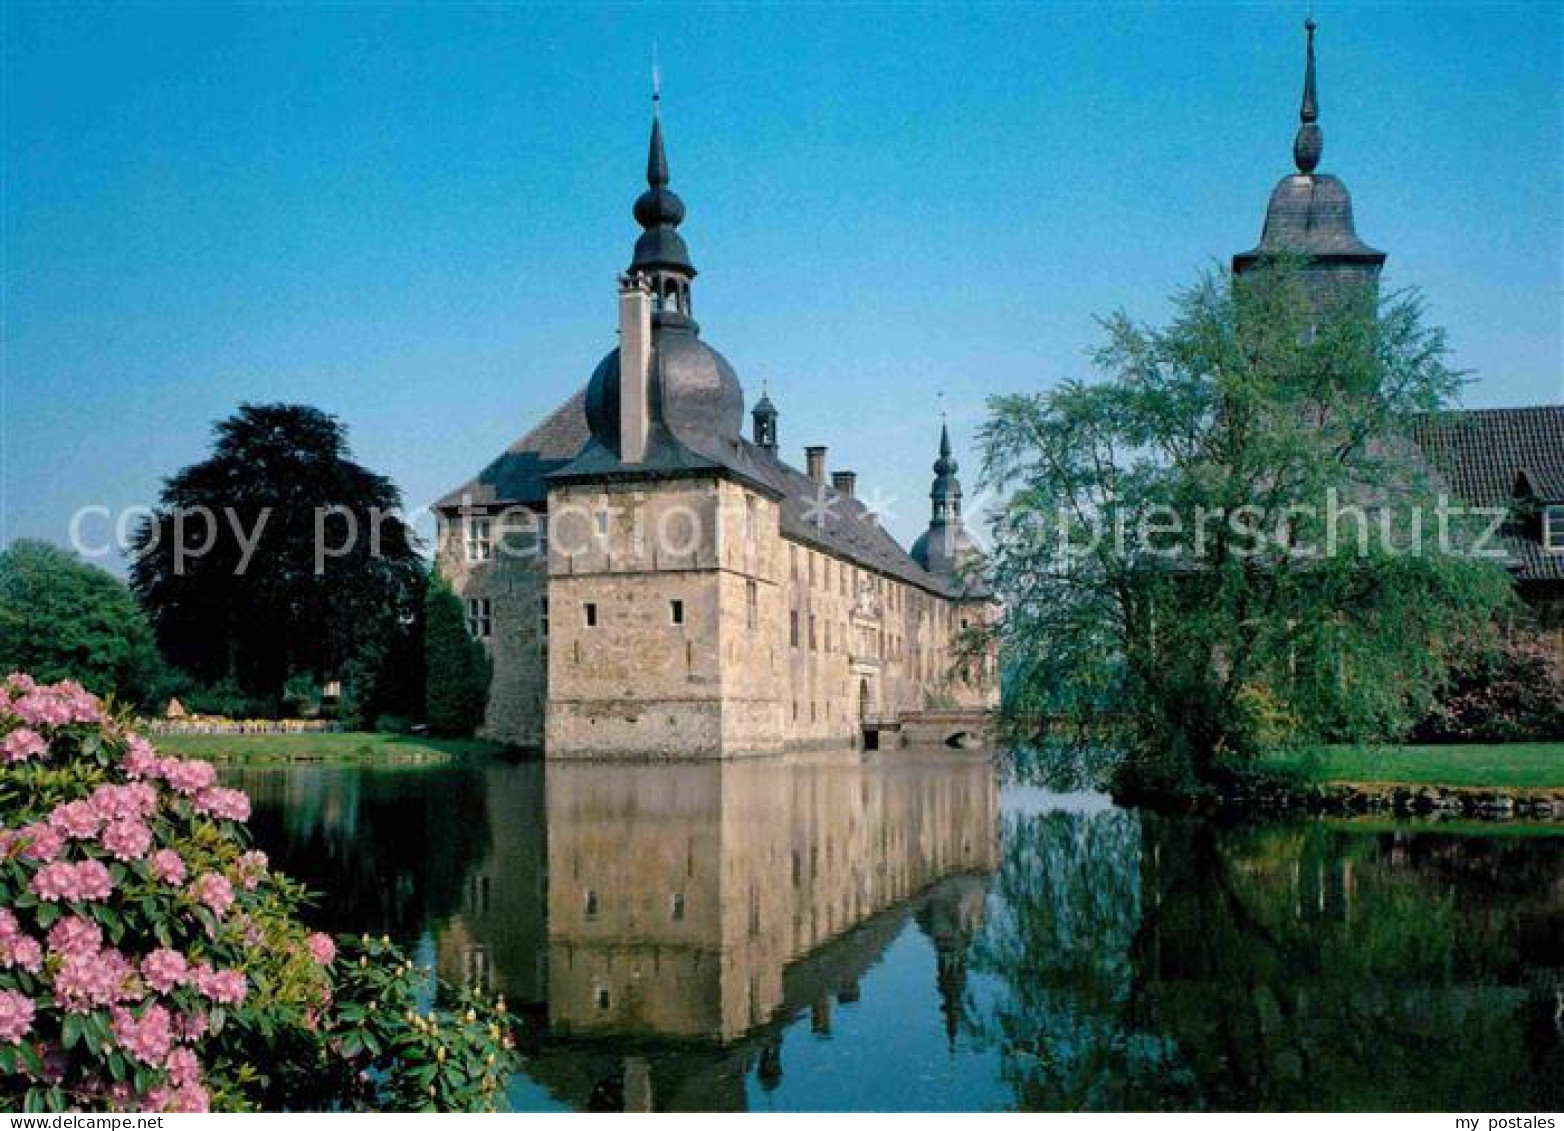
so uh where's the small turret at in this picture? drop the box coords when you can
[752,384,778,455]
[911,420,982,586]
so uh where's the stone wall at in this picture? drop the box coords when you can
[436,508,548,747]
[440,474,999,758]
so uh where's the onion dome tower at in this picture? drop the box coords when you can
[911,422,982,584]
[1233,18,1386,308]
[630,88,697,328]
[563,88,753,478]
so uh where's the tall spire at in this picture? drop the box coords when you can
[629,75,697,327]
[930,422,961,524]
[1293,17,1323,175]
[647,62,669,188]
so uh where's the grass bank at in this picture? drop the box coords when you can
[1260,741,1564,790]
[151,731,513,766]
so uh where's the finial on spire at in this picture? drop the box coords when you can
[1293,16,1323,174]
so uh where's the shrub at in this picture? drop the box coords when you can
[0,541,166,710]
[1414,632,1564,743]
[422,574,489,738]
[0,674,518,1111]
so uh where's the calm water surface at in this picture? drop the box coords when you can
[222,753,1564,1112]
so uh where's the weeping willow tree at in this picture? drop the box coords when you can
[979,259,1513,797]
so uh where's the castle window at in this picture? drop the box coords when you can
[583,602,598,628]
[809,614,817,650]
[745,495,757,545]
[594,509,610,538]
[1546,505,1564,552]
[790,610,799,648]
[671,892,686,921]
[539,596,549,639]
[746,581,758,629]
[595,984,611,1011]
[464,517,493,562]
[584,890,599,918]
[790,545,798,579]
[670,599,685,626]
[465,598,492,639]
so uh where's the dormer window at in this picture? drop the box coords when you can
[1544,505,1564,553]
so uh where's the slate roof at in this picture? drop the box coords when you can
[436,389,972,599]
[434,391,590,511]
[1411,405,1564,584]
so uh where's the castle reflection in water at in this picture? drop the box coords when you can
[233,752,999,1111]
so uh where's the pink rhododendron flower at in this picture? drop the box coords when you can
[48,798,103,839]
[193,785,251,822]
[161,758,217,796]
[149,848,186,885]
[191,872,234,917]
[100,817,153,861]
[47,914,102,959]
[192,963,247,1005]
[31,859,114,902]
[54,948,137,1012]
[121,735,160,779]
[306,932,336,965]
[159,1083,211,1113]
[141,948,190,994]
[0,908,18,939]
[1,933,42,973]
[0,990,35,1044]
[10,679,100,726]
[111,1003,174,1065]
[165,1046,201,1087]
[18,821,64,861]
[90,781,157,821]
[2,726,46,763]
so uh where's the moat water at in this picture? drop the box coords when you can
[223,753,1564,1112]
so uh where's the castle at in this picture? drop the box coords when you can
[438,19,1562,757]
[436,95,997,757]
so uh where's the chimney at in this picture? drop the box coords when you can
[832,471,857,499]
[805,446,827,484]
[617,275,653,463]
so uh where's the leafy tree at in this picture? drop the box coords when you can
[422,572,489,737]
[0,540,164,707]
[129,404,423,706]
[978,261,1513,797]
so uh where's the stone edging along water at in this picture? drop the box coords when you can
[1205,779,1564,821]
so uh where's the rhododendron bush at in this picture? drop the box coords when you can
[0,675,517,1112]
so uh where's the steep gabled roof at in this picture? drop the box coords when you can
[434,389,590,510]
[1412,405,1564,584]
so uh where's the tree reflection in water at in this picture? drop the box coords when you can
[231,759,1564,1111]
[971,805,1564,1111]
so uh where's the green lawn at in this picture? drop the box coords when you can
[151,731,512,766]
[1261,742,1564,789]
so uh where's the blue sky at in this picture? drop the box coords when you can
[4,2,1560,560]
